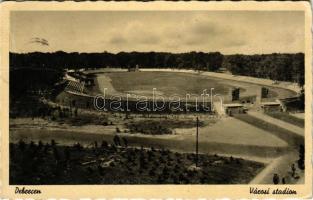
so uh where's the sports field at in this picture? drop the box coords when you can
[105,72,235,97]
[94,71,296,101]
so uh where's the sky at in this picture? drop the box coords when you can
[10,11,304,54]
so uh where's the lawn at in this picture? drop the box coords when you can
[10,141,264,184]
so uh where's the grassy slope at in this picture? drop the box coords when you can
[234,114,304,147]
[265,112,304,128]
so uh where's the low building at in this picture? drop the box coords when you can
[223,103,246,116]
[260,101,283,112]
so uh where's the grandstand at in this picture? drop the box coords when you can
[64,80,85,94]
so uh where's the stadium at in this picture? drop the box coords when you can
[55,68,299,115]
[10,67,305,185]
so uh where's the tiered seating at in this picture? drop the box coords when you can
[65,81,85,94]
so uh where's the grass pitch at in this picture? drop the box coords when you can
[103,71,236,97]
[95,71,296,101]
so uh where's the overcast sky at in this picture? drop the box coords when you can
[10,11,304,54]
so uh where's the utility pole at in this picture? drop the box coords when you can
[196,116,199,167]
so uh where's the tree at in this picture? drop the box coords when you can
[223,53,304,83]
[113,135,121,146]
[74,108,78,117]
[38,140,43,150]
[51,139,56,147]
[273,173,280,184]
[18,139,26,151]
[53,147,60,162]
[64,146,70,161]
[207,52,223,71]
[298,144,305,170]
[122,137,128,147]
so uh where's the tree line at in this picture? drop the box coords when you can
[9,51,223,71]
[10,51,304,86]
[223,53,304,86]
